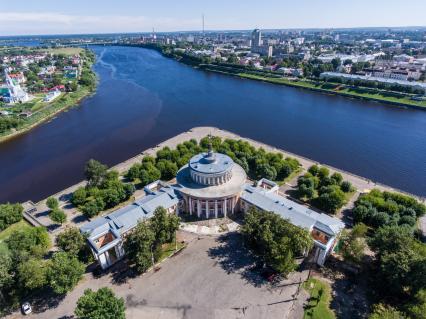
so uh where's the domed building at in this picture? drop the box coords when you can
[82,143,344,269]
[176,148,247,219]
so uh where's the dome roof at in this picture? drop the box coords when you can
[189,152,234,175]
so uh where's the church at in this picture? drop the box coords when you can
[81,148,344,270]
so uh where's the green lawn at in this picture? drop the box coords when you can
[0,219,32,254]
[303,278,336,319]
[157,241,186,263]
[0,219,32,243]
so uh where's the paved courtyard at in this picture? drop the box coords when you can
[9,232,308,319]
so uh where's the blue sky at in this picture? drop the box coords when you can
[1,0,425,36]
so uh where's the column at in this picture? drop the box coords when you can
[197,199,201,218]
[224,198,227,218]
[214,200,218,219]
[206,201,209,219]
[189,198,192,215]
[231,197,235,215]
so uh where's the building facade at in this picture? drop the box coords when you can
[81,149,344,269]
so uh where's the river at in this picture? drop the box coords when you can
[0,45,425,203]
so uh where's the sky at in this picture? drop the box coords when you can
[1,0,426,36]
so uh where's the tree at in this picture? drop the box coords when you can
[82,197,105,218]
[124,221,155,273]
[241,208,313,275]
[46,197,59,210]
[150,207,180,245]
[47,252,85,294]
[139,163,161,186]
[6,226,50,259]
[156,160,178,181]
[339,223,367,264]
[72,187,87,207]
[407,289,426,319]
[368,304,405,319]
[18,258,47,290]
[49,208,67,224]
[75,287,125,319]
[84,159,108,187]
[315,186,346,214]
[56,227,86,256]
[0,203,23,231]
[341,181,353,193]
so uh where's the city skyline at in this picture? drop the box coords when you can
[1,0,426,36]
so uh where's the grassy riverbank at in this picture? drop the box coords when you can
[204,68,426,109]
[0,48,97,143]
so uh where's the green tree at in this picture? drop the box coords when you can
[315,186,346,214]
[47,252,85,294]
[18,258,47,290]
[6,226,50,259]
[150,207,180,245]
[49,208,67,224]
[124,221,155,273]
[72,187,87,206]
[0,203,23,231]
[56,227,86,256]
[84,159,108,187]
[241,208,313,275]
[407,289,426,319]
[339,223,367,264]
[156,160,178,181]
[75,287,125,319]
[82,197,105,218]
[46,197,59,210]
[368,303,405,319]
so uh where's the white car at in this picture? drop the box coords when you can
[21,302,32,315]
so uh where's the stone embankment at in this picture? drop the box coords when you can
[22,127,425,238]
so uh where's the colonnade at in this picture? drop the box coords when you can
[187,196,236,218]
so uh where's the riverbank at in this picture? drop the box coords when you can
[203,69,426,110]
[0,49,97,143]
[0,87,95,143]
[132,44,426,110]
[21,127,425,238]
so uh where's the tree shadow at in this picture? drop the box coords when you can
[28,288,66,314]
[71,214,88,224]
[35,209,49,218]
[323,257,370,319]
[208,232,266,287]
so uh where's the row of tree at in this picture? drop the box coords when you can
[296,165,354,214]
[126,136,301,189]
[72,159,135,218]
[353,189,425,230]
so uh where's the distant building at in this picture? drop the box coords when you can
[251,29,262,47]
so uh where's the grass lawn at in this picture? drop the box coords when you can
[0,219,32,243]
[157,241,186,263]
[38,47,83,56]
[303,278,336,319]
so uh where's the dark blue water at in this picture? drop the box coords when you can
[0,46,425,203]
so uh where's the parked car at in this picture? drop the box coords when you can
[21,302,32,315]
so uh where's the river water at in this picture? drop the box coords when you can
[0,46,425,202]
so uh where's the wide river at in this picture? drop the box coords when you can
[0,46,425,203]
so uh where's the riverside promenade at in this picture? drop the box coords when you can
[22,126,426,238]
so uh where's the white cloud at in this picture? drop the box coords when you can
[0,12,201,35]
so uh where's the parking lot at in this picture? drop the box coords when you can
[12,232,308,319]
